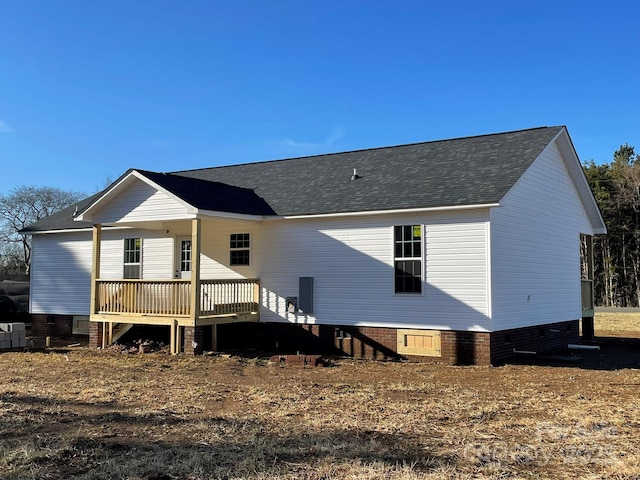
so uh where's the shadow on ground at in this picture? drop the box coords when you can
[513,336,640,370]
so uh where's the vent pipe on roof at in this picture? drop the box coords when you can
[350,168,360,181]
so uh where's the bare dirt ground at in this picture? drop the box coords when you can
[1,314,640,479]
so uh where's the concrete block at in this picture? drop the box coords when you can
[10,323,26,332]
[11,338,26,348]
[0,340,10,350]
[0,331,7,341]
[10,331,21,341]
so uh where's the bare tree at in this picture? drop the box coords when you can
[0,186,83,274]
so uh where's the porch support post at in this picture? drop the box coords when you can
[211,324,218,352]
[170,319,177,355]
[253,280,260,312]
[587,234,594,282]
[582,234,595,342]
[108,322,114,344]
[190,218,202,325]
[102,322,107,349]
[90,224,102,319]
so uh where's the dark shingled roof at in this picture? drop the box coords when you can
[138,170,276,216]
[173,126,563,215]
[21,192,101,232]
[22,126,564,232]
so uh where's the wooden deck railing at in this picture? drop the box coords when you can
[96,278,260,317]
[200,279,260,315]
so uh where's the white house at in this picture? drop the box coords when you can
[22,126,606,364]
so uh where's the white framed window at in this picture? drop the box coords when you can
[123,237,142,279]
[230,233,250,266]
[180,239,192,273]
[394,225,422,294]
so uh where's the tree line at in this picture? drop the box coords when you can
[0,186,83,274]
[584,144,639,307]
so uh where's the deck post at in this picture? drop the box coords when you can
[253,280,260,312]
[190,218,202,325]
[582,234,595,341]
[170,319,177,355]
[211,324,218,351]
[90,225,102,318]
[101,321,107,349]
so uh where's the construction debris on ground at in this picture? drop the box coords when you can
[103,339,167,354]
[0,323,27,350]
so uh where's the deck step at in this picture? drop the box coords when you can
[112,323,134,343]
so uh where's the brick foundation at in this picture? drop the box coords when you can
[30,314,73,338]
[218,319,580,365]
[490,320,580,364]
[183,326,204,356]
[79,316,580,364]
[89,322,104,348]
[441,331,491,365]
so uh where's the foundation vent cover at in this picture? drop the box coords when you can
[397,329,441,357]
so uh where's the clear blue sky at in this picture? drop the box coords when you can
[0,0,638,196]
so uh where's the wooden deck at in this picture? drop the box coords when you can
[92,278,260,325]
[91,278,260,353]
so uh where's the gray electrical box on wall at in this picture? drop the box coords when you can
[298,277,314,313]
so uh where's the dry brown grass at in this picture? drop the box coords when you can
[1,312,639,479]
[595,310,640,338]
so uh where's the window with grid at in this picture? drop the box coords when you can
[394,225,422,294]
[180,239,192,273]
[230,233,250,266]
[123,238,142,279]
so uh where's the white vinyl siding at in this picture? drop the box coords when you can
[30,229,175,316]
[490,141,593,330]
[256,210,490,332]
[425,216,490,326]
[30,232,93,315]
[90,179,192,224]
[99,229,172,280]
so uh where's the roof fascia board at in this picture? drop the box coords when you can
[75,170,197,222]
[552,128,607,234]
[196,209,266,221]
[74,170,136,222]
[496,128,606,235]
[273,203,500,221]
[25,226,132,235]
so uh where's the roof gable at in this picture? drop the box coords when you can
[74,170,275,226]
[81,175,193,224]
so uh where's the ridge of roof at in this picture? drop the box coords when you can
[172,126,562,175]
[22,125,568,231]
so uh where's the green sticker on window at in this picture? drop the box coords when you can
[413,225,421,238]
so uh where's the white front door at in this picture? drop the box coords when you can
[175,236,192,279]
